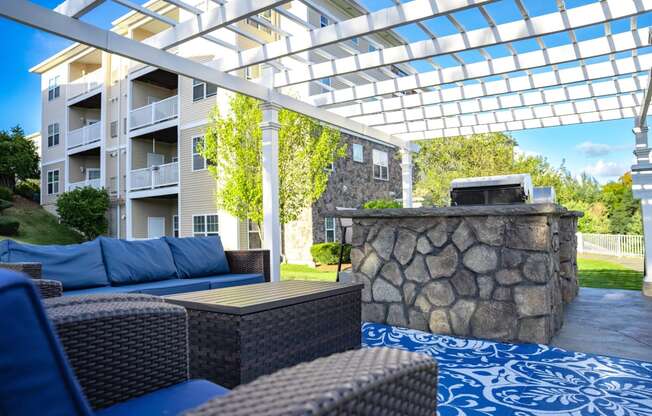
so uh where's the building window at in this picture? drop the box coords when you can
[248,220,262,249]
[372,149,389,180]
[47,123,60,147]
[320,15,329,28]
[352,143,363,162]
[192,79,217,101]
[110,121,118,138]
[48,76,60,101]
[324,217,336,243]
[192,136,207,171]
[193,214,219,237]
[246,10,272,34]
[173,215,179,237]
[47,169,60,195]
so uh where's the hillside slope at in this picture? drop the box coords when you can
[0,196,83,245]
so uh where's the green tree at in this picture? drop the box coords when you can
[203,94,345,234]
[0,126,40,190]
[600,173,639,234]
[56,187,110,240]
[414,133,516,206]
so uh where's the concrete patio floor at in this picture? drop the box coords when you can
[552,286,652,362]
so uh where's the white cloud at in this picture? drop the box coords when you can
[514,147,540,158]
[582,160,627,178]
[576,141,630,157]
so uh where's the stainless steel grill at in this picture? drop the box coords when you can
[450,174,533,206]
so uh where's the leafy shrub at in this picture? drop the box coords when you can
[0,199,12,214]
[0,217,19,236]
[363,198,402,209]
[15,180,40,202]
[56,187,110,240]
[0,186,12,202]
[310,242,351,265]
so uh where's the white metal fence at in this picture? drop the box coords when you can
[129,162,179,191]
[577,232,644,257]
[129,95,178,130]
[67,122,101,149]
[68,69,102,99]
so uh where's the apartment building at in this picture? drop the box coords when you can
[31,0,408,261]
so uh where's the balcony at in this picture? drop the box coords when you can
[130,96,178,131]
[67,179,102,191]
[68,69,102,100]
[130,162,179,191]
[67,123,101,150]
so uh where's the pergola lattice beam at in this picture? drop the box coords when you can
[309,27,651,107]
[354,75,647,127]
[212,0,496,72]
[55,0,103,18]
[3,0,397,145]
[329,53,652,118]
[376,92,643,135]
[275,0,652,88]
[395,108,639,140]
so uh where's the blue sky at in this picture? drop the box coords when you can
[0,0,647,183]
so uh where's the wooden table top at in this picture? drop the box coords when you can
[164,280,363,315]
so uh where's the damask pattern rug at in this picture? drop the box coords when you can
[362,323,652,415]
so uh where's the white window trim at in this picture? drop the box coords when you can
[48,76,60,101]
[324,217,336,243]
[352,143,364,163]
[47,122,60,148]
[247,219,262,250]
[372,149,389,181]
[191,136,207,171]
[173,215,179,238]
[192,79,217,102]
[47,169,60,195]
[192,213,219,237]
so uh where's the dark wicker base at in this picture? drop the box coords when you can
[187,291,361,388]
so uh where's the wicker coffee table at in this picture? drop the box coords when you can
[165,280,362,388]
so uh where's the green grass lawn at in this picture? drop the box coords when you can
[577,258,643,291]
[282,257,645,291]
[281,263,338,282]
[0,197,83,245]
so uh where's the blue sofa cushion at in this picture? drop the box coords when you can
[164,236,230,278]
[0,270,92,416]
[96,379,228,416]
[0,239,109,290]
[100,238,178,285]
[64,274,264,296]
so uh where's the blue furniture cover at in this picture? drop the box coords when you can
[0,269,92,416]
[0,239,109,290]
[100,238,178,285]
[164,236,230,278]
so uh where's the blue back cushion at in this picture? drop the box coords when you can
[100,237,178,285]
[164,236,230,278]
[0,270,92,416]
[0,239,109,290]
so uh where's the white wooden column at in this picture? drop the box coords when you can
[260,65,281,282]
[400,144,413,208]
[631,119,652,296]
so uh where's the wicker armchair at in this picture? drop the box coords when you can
[41,293,437,415]
[0,262,63,298]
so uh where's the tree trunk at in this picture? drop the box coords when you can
[0,174,15,190]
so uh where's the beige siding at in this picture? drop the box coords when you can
[40,66,67,164]
[131,197,178,239]
[41,160,65,208]
[68,154,100,184]
[284,207,315,265]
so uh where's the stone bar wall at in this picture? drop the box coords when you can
[344,204,581,344]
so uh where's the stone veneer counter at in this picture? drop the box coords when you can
[332,204,581,344]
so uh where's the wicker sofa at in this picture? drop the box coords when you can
[0,236,269,296]
[0,269,438,416]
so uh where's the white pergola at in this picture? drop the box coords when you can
[2,0,652,291]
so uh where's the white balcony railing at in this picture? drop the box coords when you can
[67,122,101,150]
[130,96,178,131]
[67,178,102,192]
[130,162,178,191]
[68,69,102,99]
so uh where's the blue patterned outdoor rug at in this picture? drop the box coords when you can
[362,323,652,416]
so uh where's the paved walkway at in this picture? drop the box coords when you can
[552,286,652,362]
